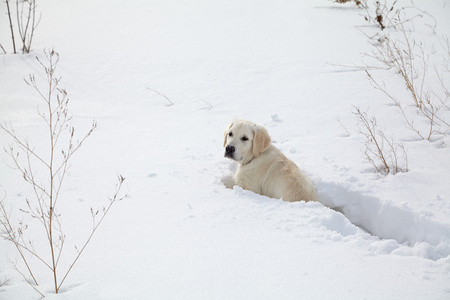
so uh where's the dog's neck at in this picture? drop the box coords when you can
[242,156,255,166]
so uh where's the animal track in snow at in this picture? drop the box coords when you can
[317,181,450,260]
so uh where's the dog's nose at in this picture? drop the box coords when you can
[225,145,235,154]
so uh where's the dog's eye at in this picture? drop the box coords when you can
[241,136,248,141]
[228,132,233,137]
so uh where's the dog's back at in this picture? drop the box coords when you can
[237,144,317,202]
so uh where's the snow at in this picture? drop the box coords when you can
[1,0,450,299]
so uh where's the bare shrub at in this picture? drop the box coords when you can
[16,0,41,53]
[333,1,446,174]
[361,1,436,32]
[0,49,125,296]
[365,26,450,141]
[353,106,408,176]
[2,0,41,54]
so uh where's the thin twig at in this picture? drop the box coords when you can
[57,175,125,290]
[11,259,44,298]
[147,88,174,105]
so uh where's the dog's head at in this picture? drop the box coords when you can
[223,120,271,164]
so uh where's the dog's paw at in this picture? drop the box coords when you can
[221,174,235,189]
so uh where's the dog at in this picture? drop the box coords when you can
[223,119,317,202]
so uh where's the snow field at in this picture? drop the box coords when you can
[1,0,450,299]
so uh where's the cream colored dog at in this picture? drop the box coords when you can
[223,119,317,202]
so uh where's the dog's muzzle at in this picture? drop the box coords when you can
[224,145,235,158]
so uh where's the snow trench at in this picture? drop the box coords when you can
[317,181,450,261]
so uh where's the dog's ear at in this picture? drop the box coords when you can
[223,122,234,147]
[252,125,271,157]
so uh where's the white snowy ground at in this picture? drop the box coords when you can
[1,0,450,299]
